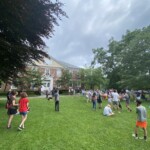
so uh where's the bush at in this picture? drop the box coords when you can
[59,89,68,95]
[0,91,7,96]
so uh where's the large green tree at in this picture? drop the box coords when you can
[79,67,106,90]
[56,70,72,89]
[118,28,150,89]
[92,39,121,89]
[92,26,150,89]
[12,68,43,91]
[0,0,67,81]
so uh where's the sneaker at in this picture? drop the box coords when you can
[139,137,144,140]
[7,126,11,129]
[132,134,138,139]
[18,127,22,131]
[144,139,147,142]
[15,112,20,115]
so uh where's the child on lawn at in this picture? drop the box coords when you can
[91,92,97,110]
[7,90,19,129]
[103,104,114,116]
[132,100,147,141]
[18,92,29,131]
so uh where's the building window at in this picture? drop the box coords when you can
[47,83,50,87]
[57,69,62,77]
[45,68,50,76]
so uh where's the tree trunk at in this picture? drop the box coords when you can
[4,83,7,92]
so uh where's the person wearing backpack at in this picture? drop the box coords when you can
[7,90,19,129]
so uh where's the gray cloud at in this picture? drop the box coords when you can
[45,0,150,67]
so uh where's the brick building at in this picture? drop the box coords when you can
[30,57,80,92]
[0,56,80,92]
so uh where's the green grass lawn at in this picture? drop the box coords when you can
[0,96,150,150]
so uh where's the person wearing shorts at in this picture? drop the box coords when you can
[132,100,147,141]
[124,91,132,112]
[7,90,18,129]
[111,90,121,113]
[18,92,29,131]
[91,92,97,110]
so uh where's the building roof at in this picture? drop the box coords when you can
[49,55,80,70]
[29,56,80,70]
[57,60,80,70]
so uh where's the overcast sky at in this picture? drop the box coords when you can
[44,0,150,68]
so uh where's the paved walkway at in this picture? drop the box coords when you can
[0,94,81,101]
[0,95,46,100]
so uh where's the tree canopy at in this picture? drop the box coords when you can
[79,67,106,90]
[92,26,150,90]
[12,68,43,91]
[56,70,72,89]
[0,0,67,81]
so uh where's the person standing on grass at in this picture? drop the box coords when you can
[111,89,121,113]
[18,92,29,131]
[136,91,141,100]
[132,100,147,141]
[97,90,102,109]
[91,92,97,110]
[54,89,59,111]
[87,90,92,103]
[7,90,19,129]
[124,90,132,112]
[107,90,113,107]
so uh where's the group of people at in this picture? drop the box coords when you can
[84,88,148,141]
[6,87,59,131]
[84,89,133,114]
[6,90,29,131]
[107,89,132,113]
[5,88,148,141]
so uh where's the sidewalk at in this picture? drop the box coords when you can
[0,94,81,101]
[0,95,46,100]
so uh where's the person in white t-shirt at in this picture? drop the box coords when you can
[103,104,114,116]
[111,89,121,113]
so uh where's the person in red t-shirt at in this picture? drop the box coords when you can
[18,92,29,131]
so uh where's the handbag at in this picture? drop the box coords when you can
[5,102,12,109]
